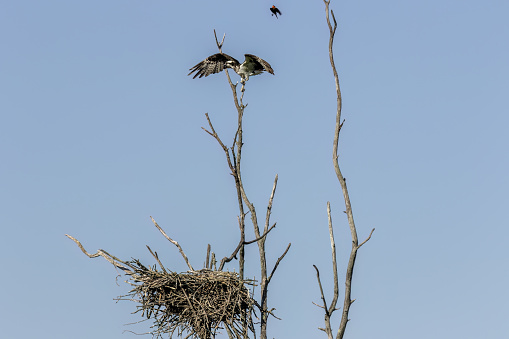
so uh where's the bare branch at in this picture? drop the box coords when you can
[331,10,337,35]
[202,114,241,184]
[218,222,277,271]
[203,114,229,154]
[245,223,276,245]
[326,202,340,316]
[206,244,211,269]
[66,234,102,258]
[150,216,194,271]
[358,228,375,249]
[211,252,217,271]
[264,175,278,234]
[313,265,329,314]
[313,264,333,338]
[312,301,326,310]
[267,243,291,283]
[146,245,168,273]
[66,234,137,274]
[214,29,225,52]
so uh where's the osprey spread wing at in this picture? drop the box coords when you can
[188,53,274,82]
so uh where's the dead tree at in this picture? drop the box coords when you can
[202,31,291,339]
[66,31,289,339]
[313,1,375,338]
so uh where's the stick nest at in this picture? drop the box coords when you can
[122,259,257,338]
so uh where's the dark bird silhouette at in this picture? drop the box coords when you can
[270,5,282,19]
[189,53,274,86]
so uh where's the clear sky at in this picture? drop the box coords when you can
[1,0,508,338]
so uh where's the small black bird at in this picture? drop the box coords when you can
[270,5,282,19]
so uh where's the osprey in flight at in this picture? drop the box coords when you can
[188,53,274,86]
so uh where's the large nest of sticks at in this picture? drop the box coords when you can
[122,259,257,338]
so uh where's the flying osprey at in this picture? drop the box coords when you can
[188,53,274,88]
[270,5,282,19]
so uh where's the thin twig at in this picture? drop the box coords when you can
[313,265,329,316]
[146,245,168,273]
[312,301,326,310]
[245,223,276,245]
[218,223,277,271]
[150,216,194,271]
[66,234,137,274]
[206,244,211,269]
[267,243,291,283]
[202,113,237,177]
[358,228,375,248]
[214,29,225,52]
[264,175,278,234]
[327,202,340,316]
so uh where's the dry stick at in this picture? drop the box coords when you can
[219,222,277,271]
[150,216,194,271]
[65,234,138,274]
[263,174,292,295]
[264,175,278,234]
[210,252,217,270]
[206,244,211,269]
[313,203,338,337]
[203,113,236,175]
[268,243,291,283]
[327,202,340,317]
[146,245,168,273]
[313,264,333,335]
[320,1,375,338]
[245,223,276,245]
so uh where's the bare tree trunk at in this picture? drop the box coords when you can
[203,31,291,339]
[314,1,375,338]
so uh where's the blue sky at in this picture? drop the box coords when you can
[1,0,508,338]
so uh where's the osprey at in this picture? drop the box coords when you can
[188,53,274,85]
[270,5,282,19]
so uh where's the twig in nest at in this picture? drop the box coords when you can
[150,216,194,271]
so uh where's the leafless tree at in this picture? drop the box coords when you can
[202,31,291,339]
[313,1,375,338]
[68,29,290,339]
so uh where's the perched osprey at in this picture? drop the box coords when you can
[270,5,282,19]
[188,53,274,85]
